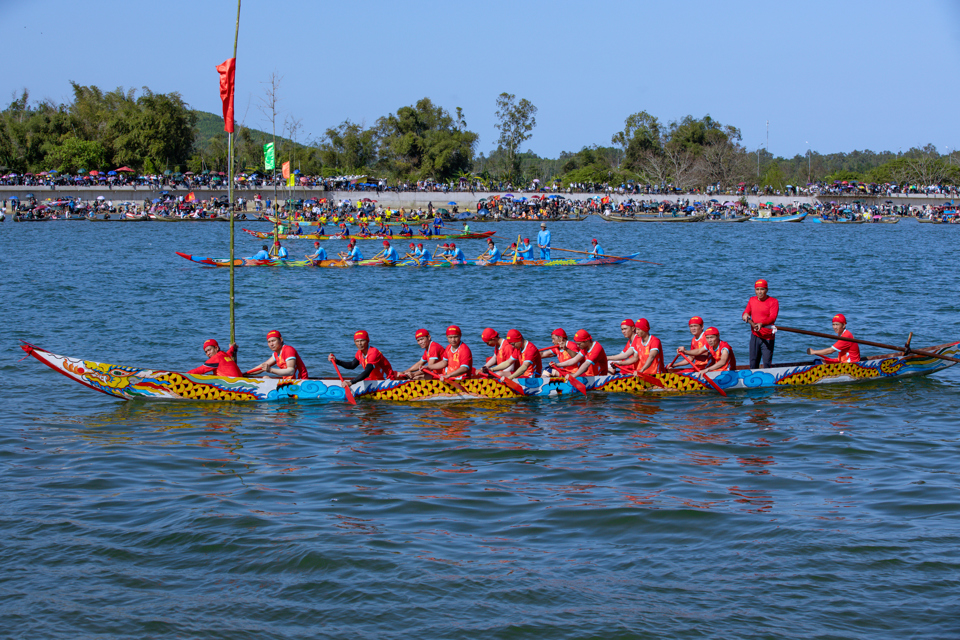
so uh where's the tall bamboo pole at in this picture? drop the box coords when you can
[229,0,241,344]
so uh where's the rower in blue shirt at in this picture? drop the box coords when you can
[418,244,432,265]
[337,223,350,238]
[399,222,413,237]
[341,240,363,262]
[308,241,327,261]
[590,238,605,256]
[536,222,551,260]
[449,243,466,264]
[376,222,392,236]
[272,241,288,259]
[518,237,534,260]
[249,244,270,260]
[479,238,501,264]
[381,240,400,264]
[420,223,433,237]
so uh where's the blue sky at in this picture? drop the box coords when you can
[5,0,960,158]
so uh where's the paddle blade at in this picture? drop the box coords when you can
[636,372,666,389]
[498,374,526,396]
[565,373,588,395]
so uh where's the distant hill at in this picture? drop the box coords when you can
[193,110,301,151]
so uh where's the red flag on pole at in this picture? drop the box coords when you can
[281,161,291,180]
[216,58,236,133]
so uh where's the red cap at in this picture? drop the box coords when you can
[592,238,597,243]
[314,241,320,246]
[354,330,369,341]
[273,240,281,246]
[415,328,430,339]
[636,318,650,331]
[621,319,635,327]
[833,313,847,324]
[266,330,282,340]
[450,243,455,248]
[524,238,530,243]
[574,329,592,342]
[689,316,704,326]
[506,329,523,342]
[551,328,567,338]
[755,279,768,288]
[511,243,516,247]
[442,243,449,247]
[409,242,415,247]
[382,240,390,247]
[481,328,499,341]
[446,325,462,336]
[704,326,720,336]
[417,243,423,248]
[203,339,219,351]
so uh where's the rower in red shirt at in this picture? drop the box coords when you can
[397,328,445,379]
[701,327,737,372]
[189,339,242,377]
[540,328,582,375]
[608,319,640,373]
[328,329,394,385]
[676,316,713,369]
[424,325,473,380]
[633,318,665,374]
[480,328,519,376]
[742,278,779,368]
[806,314,861,363]
[569,329,608,377]
[503,329,542,379]
[255,330,308,379]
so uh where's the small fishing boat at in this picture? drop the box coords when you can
[599,212,706,223]
[242,228,496,242]
[21,341,958,403]
[748,212,808,223]
[175,252,642,268]
[703,215,750,223]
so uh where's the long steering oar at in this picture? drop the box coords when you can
[331,361,357,405]
[774,325,960,364]
[678,353,727,396]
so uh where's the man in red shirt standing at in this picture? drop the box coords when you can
[806,314,861,363]
[742,279,779,369]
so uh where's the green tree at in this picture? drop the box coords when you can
[318,120,378,173]
[493,92,537,183]
[46,136,107,173]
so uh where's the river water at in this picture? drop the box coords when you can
[2,217,959,638]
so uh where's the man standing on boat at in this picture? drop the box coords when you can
[537,222,551,260]
[254,330,308,379]
[423,325,473,381]
[397,328,445,379]
[189,339,242,377]
[701,327,737,372]
[742,279,779,368]
[805,314,861,363]
[328,330,395,384]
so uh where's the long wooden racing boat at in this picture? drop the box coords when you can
[242,228,495,241]
[599,212,706,223]
[21,341,958,403]
[175,252,641,268]
[748,212,808,222]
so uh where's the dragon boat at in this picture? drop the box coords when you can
[175,252,641,268]
[20,342,958,403]
[242,228,495,241]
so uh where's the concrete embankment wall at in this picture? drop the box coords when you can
[1,185,954,209]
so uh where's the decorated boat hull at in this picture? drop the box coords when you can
[175,252,641,268]
[748,212,807,222]
[21,342,957,403]
[242,228,494,241]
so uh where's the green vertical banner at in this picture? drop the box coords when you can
[264,142,275,170]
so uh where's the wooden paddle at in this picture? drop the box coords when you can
[774,325,960,364]
[559,369,588,395]
[331,361,357,405]
[423,368,469,395]
[678,352,727,396]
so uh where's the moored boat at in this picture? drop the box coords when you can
[21,341,959,403]
[748,212,808,222]
[599,212,705,223]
